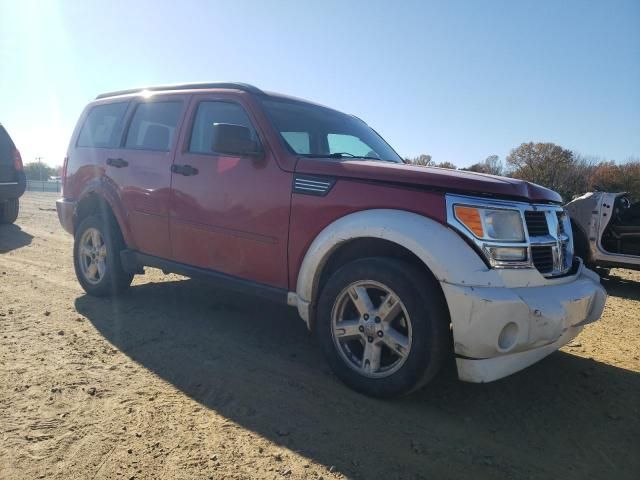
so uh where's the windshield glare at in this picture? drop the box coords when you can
[261,98,402,163]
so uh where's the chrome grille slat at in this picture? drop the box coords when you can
[526,208,573,277]
[557,212,566,235]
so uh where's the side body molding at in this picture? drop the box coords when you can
[294,209,500,326]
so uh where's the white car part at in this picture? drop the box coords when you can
[293,208,607,383]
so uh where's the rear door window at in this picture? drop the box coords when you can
[77,102,128,148]
[124,102,183,152]
[188,101,259,154]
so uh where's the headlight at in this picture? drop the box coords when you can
[454,205,525,242]
[447,194,573,275]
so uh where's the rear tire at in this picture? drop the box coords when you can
[73,214,133,296]
[316,257,450,398]
[0,198,19,225]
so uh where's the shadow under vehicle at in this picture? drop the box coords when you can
[74,278,640,480]
[0,223,33,253]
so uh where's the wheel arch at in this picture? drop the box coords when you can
[73,181,133,248]
[294,209,495,329]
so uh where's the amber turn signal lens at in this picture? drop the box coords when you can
[454,205,484,237]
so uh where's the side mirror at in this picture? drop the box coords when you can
[211,123,262,157]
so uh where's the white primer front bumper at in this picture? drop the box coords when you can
[442,263,607,383]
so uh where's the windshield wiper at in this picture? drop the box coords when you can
[351,156,385,161]
[302,152,384,161]
[302,152,355,159]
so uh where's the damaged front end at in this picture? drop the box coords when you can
[443,193,607,383]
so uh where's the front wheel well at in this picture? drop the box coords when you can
[312,237,450,332]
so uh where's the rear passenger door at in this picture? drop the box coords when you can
[110,95,187,258]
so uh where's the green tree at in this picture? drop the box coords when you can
[464,155,503,175]
[434,161,457,169]
[589,159,640,199]
[405,154,433,166]
[506,142,576,199]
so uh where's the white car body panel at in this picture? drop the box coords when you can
[292,209,607,383]
[565,191,640,268]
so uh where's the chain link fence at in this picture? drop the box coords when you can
[26,180,62,193]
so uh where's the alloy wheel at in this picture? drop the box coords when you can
[78,227,107,284]
[331,280,413,378]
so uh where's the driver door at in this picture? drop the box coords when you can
[169,94,292,289]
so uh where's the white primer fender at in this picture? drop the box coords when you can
[294,209,501,325]
[293,208,607,383]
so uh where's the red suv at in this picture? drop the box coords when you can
[57,83,607,397]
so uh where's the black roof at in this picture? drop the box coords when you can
[95,82,264,100]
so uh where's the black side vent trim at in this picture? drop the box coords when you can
[293,175,336,197]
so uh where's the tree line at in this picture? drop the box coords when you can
[405,142,640,201]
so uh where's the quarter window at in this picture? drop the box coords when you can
[189,101,259,154]
[125,102,183,151]
[77,102,128,148]
[281,132,310,154]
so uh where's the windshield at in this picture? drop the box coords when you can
[261,98,403,163]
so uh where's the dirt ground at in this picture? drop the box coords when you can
[1,192,639,480]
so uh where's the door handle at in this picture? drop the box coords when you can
[106,157,128,168]
[171,164,199,176]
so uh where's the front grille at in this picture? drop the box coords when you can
[447,194,574,278]
[525,211,549,237]
[531,246,554,274]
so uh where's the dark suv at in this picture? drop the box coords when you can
[57,82,607,397]
[0,124,25,224]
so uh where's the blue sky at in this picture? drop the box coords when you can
[1,0,638,167]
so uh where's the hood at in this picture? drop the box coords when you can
[295,158,562,204]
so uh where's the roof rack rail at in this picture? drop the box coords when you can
[95,82,264,100]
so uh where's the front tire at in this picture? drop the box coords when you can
[73,214,133,296]
[0,198,19,225]
[316,257,450,398]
